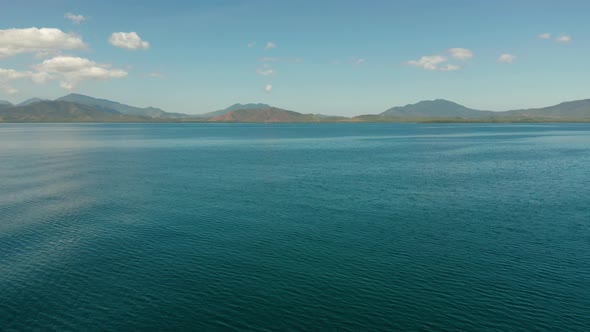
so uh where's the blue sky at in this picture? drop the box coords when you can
[0,0,589,115]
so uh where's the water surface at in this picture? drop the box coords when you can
[1,123,589,331]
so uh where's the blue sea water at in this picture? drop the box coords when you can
[0,123,589,331]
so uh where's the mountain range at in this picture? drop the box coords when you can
[0,100,149,122]
[19,98,49,106]
[198,103,273,118]
[1,94,589,123]
[56,94,187,118]
[379,99,590,120]
[208,108,346,122]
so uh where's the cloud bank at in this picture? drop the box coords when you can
[1,55,129,93]
[34,56,128,89]
[0,28,86,58]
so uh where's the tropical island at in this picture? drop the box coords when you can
[1,93,589,123]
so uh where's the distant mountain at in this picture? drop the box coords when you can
[198,103,273,118]
[379,98,590,120]
[1,95,589,123]
[0,100,12,109]
[56,93,186,118]
[0,101,150,122]
[504,99,590,119]
[209,108,327,122]
[381,99,494,118]
[18,98,48,106]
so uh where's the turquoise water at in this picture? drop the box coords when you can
[0,123,589,331]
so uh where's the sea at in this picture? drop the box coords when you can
[0,123,589,331]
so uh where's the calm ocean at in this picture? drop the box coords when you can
[1,123,589,331]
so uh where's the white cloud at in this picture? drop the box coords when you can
[0,67,51,95]
[0,56,127,92]
[408,48,472,71]
[539,33,572,43]
[34,50,62,59]
[109,32,150,50]
[439,64,461,71]
[264,84,272,92]
[1,85,19,95]
[352,57,366,65]
[539,33,552,39]
[0,68,31,81]
[34,56,127,90]
[265,42,276,50]
[256,67,275,76]
[498,53,516,64]
[407,55,447,70]
[65,12,86,24]
[36,56,95,72]
[448,48,473,61]
[146,72,165,78]
[260,57,303,63]
[0,27,86,58]
[247,42,256,48]
[0,67,50,84]
[31,72,52,84]
[556,35,571,43]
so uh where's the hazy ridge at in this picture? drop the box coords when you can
[1,94,590,123]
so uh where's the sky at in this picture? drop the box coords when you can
[0,0,589,116]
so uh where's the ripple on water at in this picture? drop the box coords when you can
[0,123,589,331]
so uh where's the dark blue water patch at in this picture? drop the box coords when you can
[1,123,589,331]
